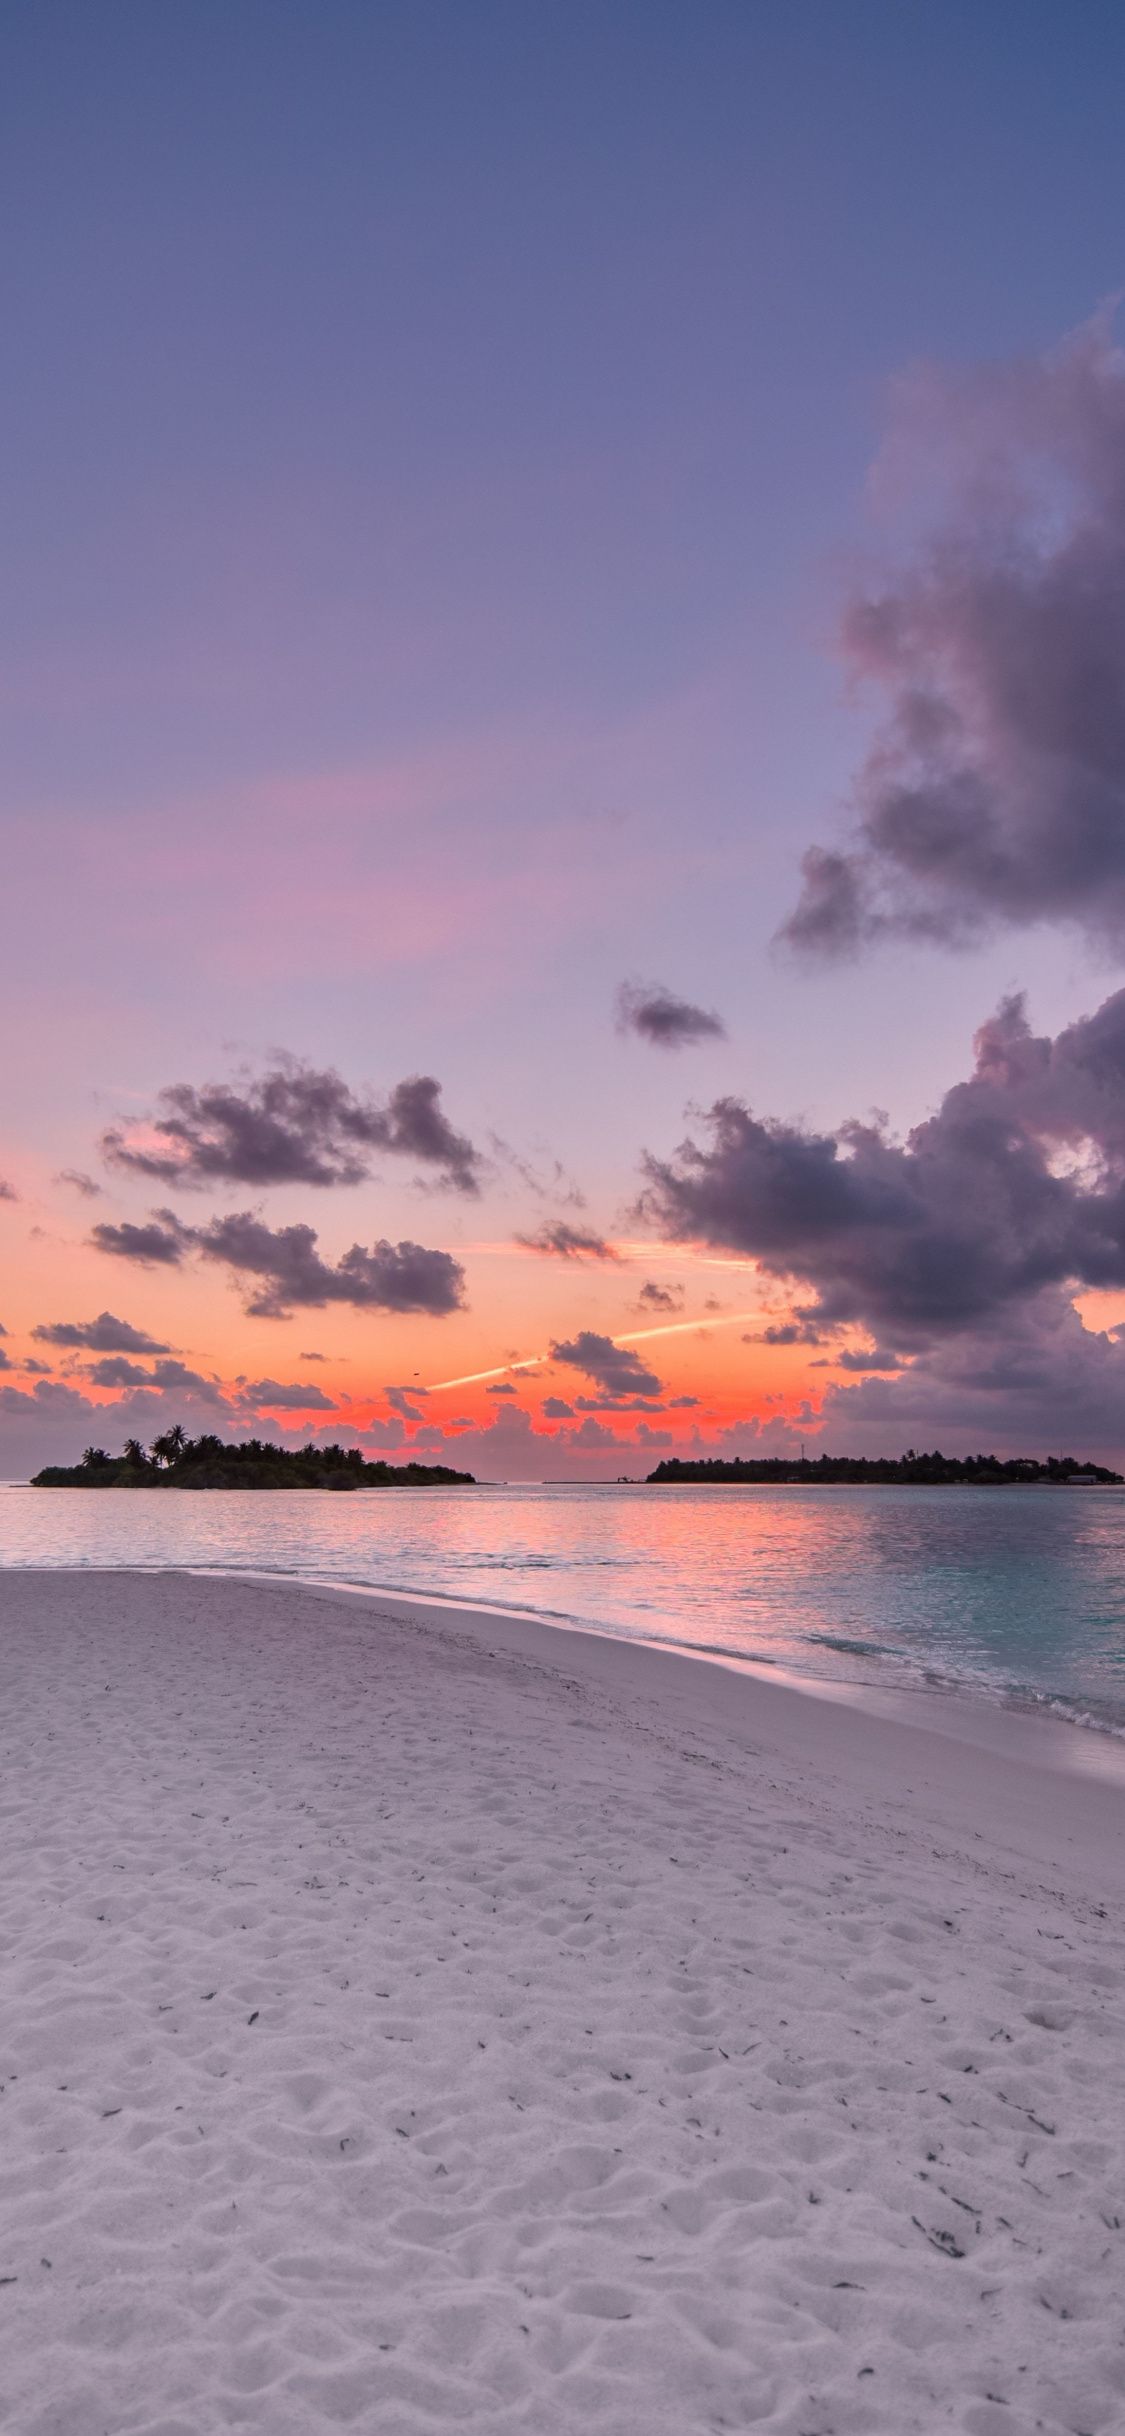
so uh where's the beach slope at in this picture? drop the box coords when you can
[0,1569,1122,2434]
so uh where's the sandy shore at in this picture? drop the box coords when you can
[1,1570,1123,2435]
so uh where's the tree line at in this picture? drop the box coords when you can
[32,1429,475,1490]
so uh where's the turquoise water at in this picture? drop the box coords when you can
[3,1480,1125,1735]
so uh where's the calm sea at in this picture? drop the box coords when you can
[3,1480,1125,1738]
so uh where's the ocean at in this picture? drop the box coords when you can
[4,1478,1125,1739]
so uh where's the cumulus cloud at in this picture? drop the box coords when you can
[782,311,1125,960]
[834,1347,905,1372]
[92,1206,466,1319]
[562,1416,624,1449]
[55,1169,101,1199]
[0,1179,19,1202]
[634,1280,684,1313]
[0,1347,10,1371]
[541,1395,574,1418]
[33,1311,171,1353]
[747,1320,827,1346]
[815,1294,1125,1462]
[0,1369,388,1476]
[237,1379,337,1412]
[639,984,1125,1446]
[101,1059,481,1194]
[616,981,726,1049]
[384,1383,429,1420]
[516,1221,620,1261]
[573,1394,665,1413]
[83,1356,154,1387]
[90,1213,188,1267]
[549,1330,663,1399]
[76,1353,229,1406]
[487,1381,518,1396]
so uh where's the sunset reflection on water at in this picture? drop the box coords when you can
[4,1481,1125,1731]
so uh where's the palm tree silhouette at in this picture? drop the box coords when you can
[150,1423,188,1468]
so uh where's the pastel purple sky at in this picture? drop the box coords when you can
[7,3,1125,1477]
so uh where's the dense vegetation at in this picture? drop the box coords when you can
[647,1450,1123,1486]
[32,1428,474,1490]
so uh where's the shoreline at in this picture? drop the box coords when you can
[258,1572,1125,1883]
[1,1565,1123,2431]
[9,1541,1125,1762]
[165,1557,1125,1781]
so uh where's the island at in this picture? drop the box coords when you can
[646,1450,1123,1485]
[32,1430,475,1490]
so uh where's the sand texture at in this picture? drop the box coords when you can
[1,1568,1123,2435]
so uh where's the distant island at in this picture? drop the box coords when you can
[32,1429,475,1490]
[647,1450,1123,1486]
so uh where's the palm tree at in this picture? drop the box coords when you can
[122,1438,149,1470]
[81,1445,111,1469]
[150,1424,188,1468]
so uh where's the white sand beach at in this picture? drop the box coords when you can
[1,1569,1123,2436]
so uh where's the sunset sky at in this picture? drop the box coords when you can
[7,2,1125,1476]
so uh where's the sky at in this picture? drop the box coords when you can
[7,0,1125,1477]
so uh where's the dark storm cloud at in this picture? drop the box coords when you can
[516,1221,620,1261]
[639,987,1125,1348]
[781,314,1125,959]
[101,1060,481,1195]
[615,982,727,1050]
[33,1311,172,1353]
[89,1213,189,1267]
[549,1330,663,1399]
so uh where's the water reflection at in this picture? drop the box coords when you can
[2,1482,1124,1729]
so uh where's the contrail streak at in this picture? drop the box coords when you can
[428,1309,763,1393]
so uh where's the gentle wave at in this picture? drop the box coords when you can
[4,1480,1125,1738]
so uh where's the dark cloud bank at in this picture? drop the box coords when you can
[102,1060,481,1195]
[642,987,1125,1453]
[783,314,1125,961]
[92,1208,465,1319]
